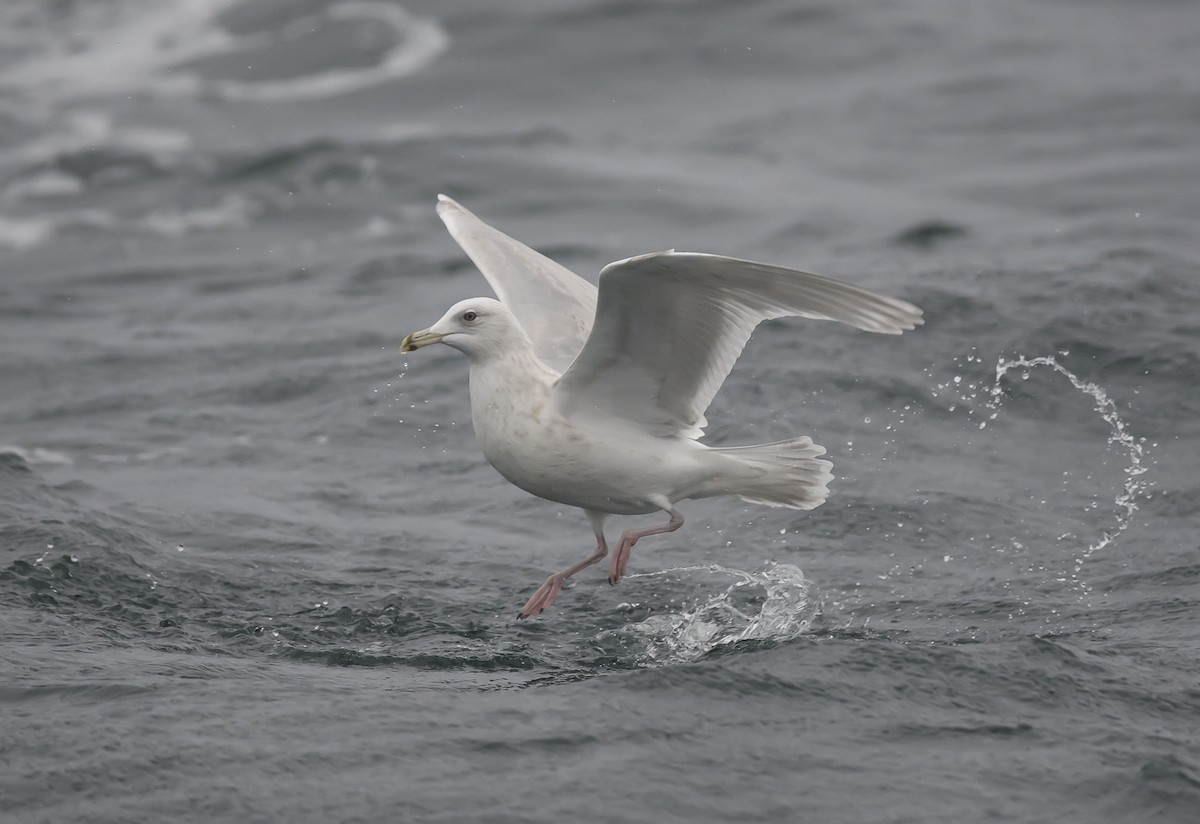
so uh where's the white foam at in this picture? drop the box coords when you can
[208,3,449,102]
[0,0,447,104]
[0,0,243,100]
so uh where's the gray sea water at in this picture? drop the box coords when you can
[3,1,1199,821]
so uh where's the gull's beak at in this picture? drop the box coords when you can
[400,328,444,353]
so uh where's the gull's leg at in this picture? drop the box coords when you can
[608,507,684,585]
[517,511,609,620]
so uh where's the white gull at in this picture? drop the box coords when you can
[402,195,923,619]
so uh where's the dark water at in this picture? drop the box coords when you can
[3,1,1199,821]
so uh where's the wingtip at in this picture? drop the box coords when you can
[880,317,924,335]
[874,296,925,335]
[901,302,927,332]
[436,194,466,226]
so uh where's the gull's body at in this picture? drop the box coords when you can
[467,339,756,516]
[402,196,923,618]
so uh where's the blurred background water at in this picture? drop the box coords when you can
[2,1,1199,821]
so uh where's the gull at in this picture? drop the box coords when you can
[402,196,923,619]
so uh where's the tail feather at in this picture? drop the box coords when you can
[712,435,833,510]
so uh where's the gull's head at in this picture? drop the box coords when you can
[401,298,529,363]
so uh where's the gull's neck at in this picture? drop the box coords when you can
[467,343,558,391]
[466,344,559,457]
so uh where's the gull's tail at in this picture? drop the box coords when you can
[711,436,833,510]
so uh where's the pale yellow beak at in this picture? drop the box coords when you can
[400,328,444,353]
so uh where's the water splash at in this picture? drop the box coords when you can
[985,355,1149,591]
[925,351,1152,622]
[605,563,816,666]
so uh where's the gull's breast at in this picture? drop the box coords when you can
[469,374,701,514]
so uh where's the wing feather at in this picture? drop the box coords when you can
[554,252,923,438]
[436,195,597,372]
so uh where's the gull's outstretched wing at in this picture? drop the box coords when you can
[554,252,924,439]
[437,195,597,372]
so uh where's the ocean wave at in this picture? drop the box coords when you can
[0,446,73,466]
[0,194,257,250]
[0,111,195,202]
[0,210,114,250]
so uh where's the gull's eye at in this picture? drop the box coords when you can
[462,310,478,322]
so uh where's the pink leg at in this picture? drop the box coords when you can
[517,513,609,620]
[608,508,684,585]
